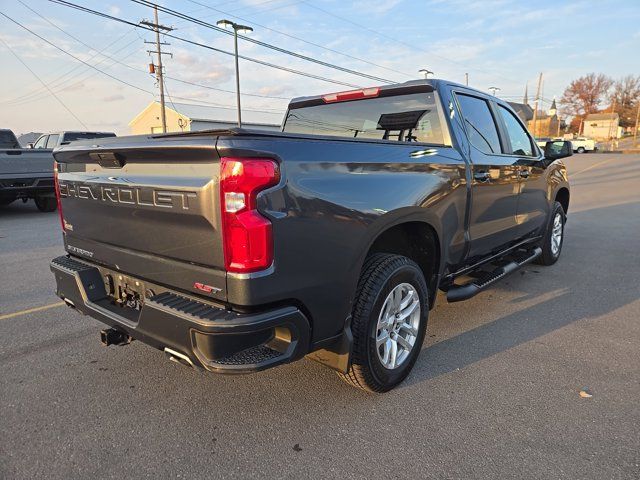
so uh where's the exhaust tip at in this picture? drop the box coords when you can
[164,348,195,368]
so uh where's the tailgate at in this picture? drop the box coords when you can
[53,134,227,301]
[0,150,53,176]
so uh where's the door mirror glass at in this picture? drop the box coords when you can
[544,140,572,160]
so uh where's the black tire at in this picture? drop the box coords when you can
[576,147,585,153]
[34,196,57,212]
[0,198,15,207]
[535,201,565,266]
[338,253,429,393]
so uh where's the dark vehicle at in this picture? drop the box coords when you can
[1,128,56,211]
[50,80,571,392]
[1,129,116,211]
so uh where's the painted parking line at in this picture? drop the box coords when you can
[0,301,65,321]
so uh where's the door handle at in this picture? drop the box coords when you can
[473,171,491,182]
[518,169,530,178]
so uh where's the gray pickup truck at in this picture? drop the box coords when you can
[0,129,57,211]
[1,129,115,211]
[50,79,572,392]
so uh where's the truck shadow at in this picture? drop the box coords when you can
[402,201,640,389]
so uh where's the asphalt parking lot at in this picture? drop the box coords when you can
[1,153,639,479]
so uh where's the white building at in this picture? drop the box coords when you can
[583,113,621,140]
[129,101,282,135]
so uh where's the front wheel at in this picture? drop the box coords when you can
[536,201,565,266]
[576,147,585,154]
[34,196,57,212]
[338,254,429,393]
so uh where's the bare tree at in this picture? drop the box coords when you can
[560,73,613,119]
[608,75,640,128]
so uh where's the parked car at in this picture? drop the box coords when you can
[50,79,572,392]
[1,130,116,211]
[570,137,597,153]
[29,131,116,149]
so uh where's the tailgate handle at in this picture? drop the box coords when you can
[90,151,126,168]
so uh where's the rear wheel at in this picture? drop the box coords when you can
[0,198,15,207]
[536,201,565,266]
[35,196,57,212]
[338,253,428,393]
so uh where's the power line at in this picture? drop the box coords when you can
[0,11,284,116]
[48,0,363,89]
[181,0,413,79]
[300,1,520,85]
[11,1,289,103]
[129,0,398,85]
[0,37,88,129]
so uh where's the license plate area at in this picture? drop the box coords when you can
[103,271,150,312]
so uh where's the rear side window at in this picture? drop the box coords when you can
[498,105,535,156]
[456,94,501,155]
[283,92,448,145]
[46,134,59,148]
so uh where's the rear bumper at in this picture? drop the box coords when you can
[50,255,310,373]
[0,176,54,198]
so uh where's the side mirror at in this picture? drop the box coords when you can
[27,143,34,149]
[544,140,572,160]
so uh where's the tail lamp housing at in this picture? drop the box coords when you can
[219,157,280,273]
[53,160,65,231]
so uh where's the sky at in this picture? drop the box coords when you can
[0,0,638,136]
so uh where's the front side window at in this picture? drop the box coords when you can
[283,92,448,145]
[45,134,59,149]
[498,105,535,156]
[34,135,48,148]
[455,93,502,155]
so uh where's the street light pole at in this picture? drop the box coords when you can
[233,28,241,128]
[217,19,253,128]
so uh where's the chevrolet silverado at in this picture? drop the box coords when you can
[50,80,572,392]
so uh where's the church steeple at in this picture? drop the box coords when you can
[549,98,557,116]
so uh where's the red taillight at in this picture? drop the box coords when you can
[322,87,380,103]
[53,161,65,231]
[220,157,280,273]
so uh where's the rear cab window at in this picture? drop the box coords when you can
[283,89,450,146]
[0,130,20,149]
[62,132,116,143]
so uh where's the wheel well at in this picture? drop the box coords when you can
[366,222,440,308]
[556,188,570,214]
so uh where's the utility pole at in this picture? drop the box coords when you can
[465,73,468,86]
[608,98,617,151]
[141,6,173,133]
[634,103,640,146]
[531,72,543,139]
